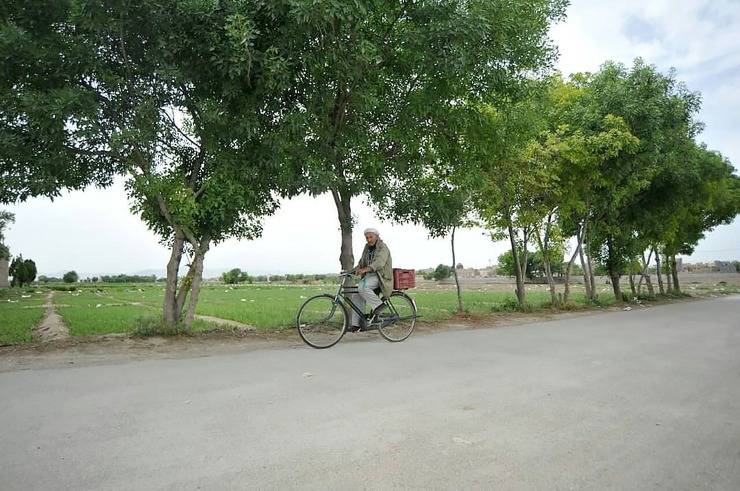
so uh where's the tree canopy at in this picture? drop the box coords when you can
[2,0,305,326]
[276,0,569,269]
[2,2,737,313]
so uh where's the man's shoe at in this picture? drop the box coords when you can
[347,325,361,332]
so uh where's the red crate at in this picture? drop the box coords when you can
[393,268,416,290]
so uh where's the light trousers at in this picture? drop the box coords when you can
[351,273,383,326]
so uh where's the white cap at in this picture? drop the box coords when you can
[363,227,379,235]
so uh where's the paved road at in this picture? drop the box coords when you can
[1,296,739,490]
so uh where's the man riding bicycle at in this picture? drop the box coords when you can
[350,227,393,330]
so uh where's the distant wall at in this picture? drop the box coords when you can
[715,261,734,273]
[0,258,8,288]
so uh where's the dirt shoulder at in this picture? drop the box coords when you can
[1,292,722,373]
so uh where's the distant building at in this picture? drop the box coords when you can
[0,259,8,288]
[715,261,734,273]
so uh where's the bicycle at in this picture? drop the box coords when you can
[296,271,418,349]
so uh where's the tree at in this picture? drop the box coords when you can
[63,271,78,284]
[378,161,480,313]
[221,268,251,285]
[1,1,304,329]
[648,144,740,292]
[424,264,452,282]
[2,1,569,327]
[0,210,14,260]
[474,99,546,308]
[574,60,703,301]
[279,0,568,271]
[9,255,36,287]
[496,250,554,281]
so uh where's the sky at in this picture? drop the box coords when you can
[4,0,740,278]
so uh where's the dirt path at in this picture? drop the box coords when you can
[33,292,71,342]
[194,315,255,331]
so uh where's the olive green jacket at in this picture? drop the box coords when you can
[356,238,393,298]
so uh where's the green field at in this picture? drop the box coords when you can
[0,290,48,345]
[2,278,735,345]
[0,283,615,345]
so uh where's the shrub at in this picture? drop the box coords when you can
[131,317,187,337]
[424,264,453,281]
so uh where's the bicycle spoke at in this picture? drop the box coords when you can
[296,295,347,349]
[377,292,416,342]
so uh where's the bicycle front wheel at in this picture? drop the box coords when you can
[296,294,348,349]
[378,291,417,342]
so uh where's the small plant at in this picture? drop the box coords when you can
[131,317,187,338]
[494,296,521,312]
[50,285,77,292]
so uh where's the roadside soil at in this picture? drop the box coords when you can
[2,284,733,373]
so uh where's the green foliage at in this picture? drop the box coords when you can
[0,211,14,259]
[62,271,79,284]
[38,275,62,283]
[424,264,453,281]
[100,274,157,283]
[497,250,565,280]
[131,318,186,338]
[9,255,36,287]
[276,0,568,269]
[0,0,311,328]
[221,268,252,285]
[49,284,77,292]
[569,60,705,293]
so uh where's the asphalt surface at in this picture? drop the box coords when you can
[1,296,739,490]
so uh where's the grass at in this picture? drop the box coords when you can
[196,284,335,328]
[0,276,735,344]
[58,304,159,337]
[0,308,45,345]
[0,290,48,345]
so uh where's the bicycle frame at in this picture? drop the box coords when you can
[296,272,418,348]
[333,273,375,326]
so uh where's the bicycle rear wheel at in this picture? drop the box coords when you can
[377,291,417,342]
[296,294,348,349]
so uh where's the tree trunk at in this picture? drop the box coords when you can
[535,224,558,305]
[450,227,465,313]
[508,223,526,308]
[586,248,597,301]
[645,274,654,297]
[655,248,665,295]
[664,254,673,294]
[637,250,655,297]
[579,215,596,301]
[628,262,637,298]
[670,255,681,292]
[609,271,623,302]
[163,234,185,325]
[183,235,211,331]
[332,189,355,271]
[563,233,582,305]
[606,237,623,302]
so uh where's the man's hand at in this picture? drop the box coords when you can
[356,267,372,275]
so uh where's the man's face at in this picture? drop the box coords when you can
[364,232,378,246]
